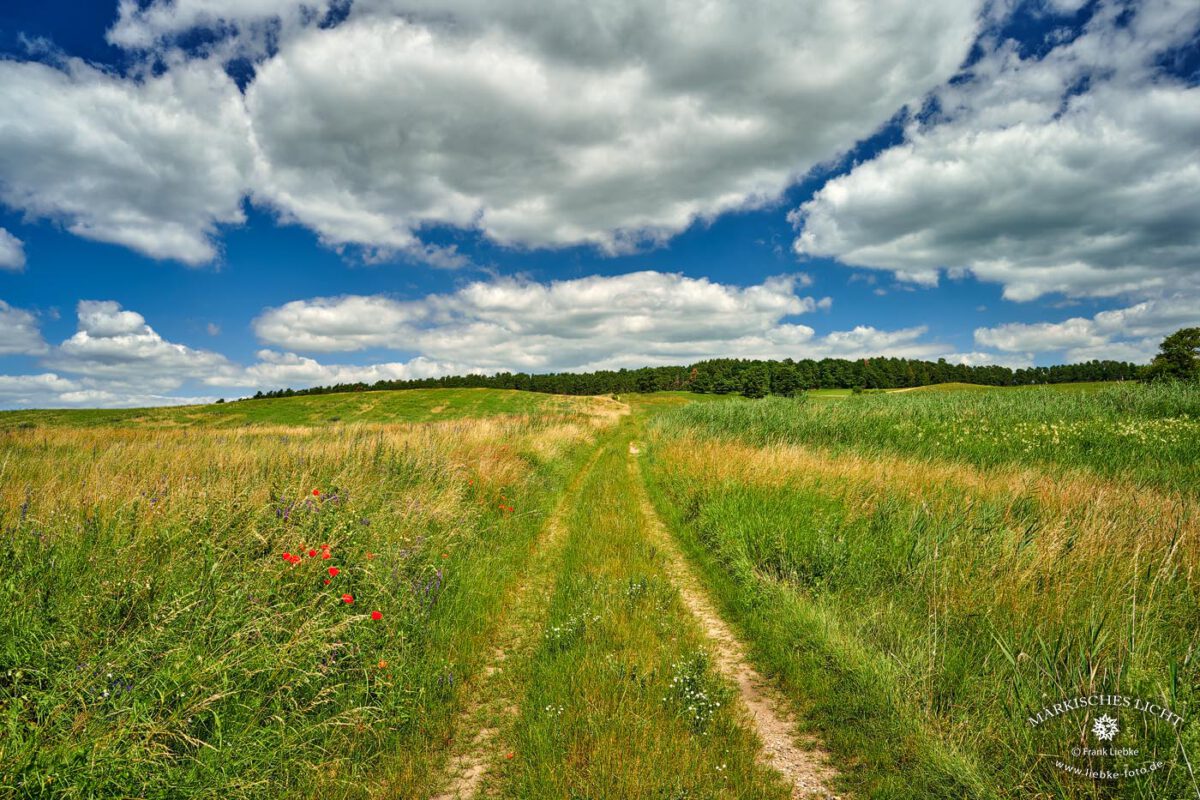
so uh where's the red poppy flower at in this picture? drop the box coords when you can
[313,489,320,496]
[323,579,331,585]
[366,552,376,560]
[322,551,331,560]
[282,552,292,562]
[370,610,382,621]
[342,594,354,604]
[307,549,317,558]
[441,552,449,559]
[328,567,339,577]
[505,752,514,760]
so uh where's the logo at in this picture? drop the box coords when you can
[1091,714,1119,742]
[1026,694,1188,786]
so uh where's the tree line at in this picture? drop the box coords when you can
[247,355,1144,401]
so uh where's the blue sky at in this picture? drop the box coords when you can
[0,0,1197,407]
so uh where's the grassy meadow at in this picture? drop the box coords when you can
[645,383,1200,798]
[0,393,624,797]
[2,382,1197,799]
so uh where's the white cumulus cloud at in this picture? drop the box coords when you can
[0,1,985,264]
[0,228,26,270]
[0,57,254,264]
[974,295,1199,363]
[0,300,48,355]
[791,0,1200,301]
[244,1,982,254]
[254,271,944,371]
[47,300,236,391]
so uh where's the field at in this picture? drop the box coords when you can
[1,384,1197,798]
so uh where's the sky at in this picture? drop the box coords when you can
[0,0,1197,408]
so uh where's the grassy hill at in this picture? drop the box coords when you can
[0,388,623,429]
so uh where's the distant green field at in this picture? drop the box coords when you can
[0,383,1124,429]
[0,388,609,429]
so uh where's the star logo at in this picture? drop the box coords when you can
[1092,714,1119,742]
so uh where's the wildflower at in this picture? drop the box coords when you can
[308,549,317,558]
[328,567,340,577]
[342,594,354,604]
[323,579,331,585]
[366,552,376,560]
[313,489,320,496]
[322,551,332,560]
[441,552,449,559]
[371,610,383,621]
[282,552,293,562]
[505,752,514,760]
[378,660,388,669]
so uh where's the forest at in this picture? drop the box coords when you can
[247,356,1143,401]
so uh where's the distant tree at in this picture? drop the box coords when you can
[1144,327,1200,382]
[741,364,770,398]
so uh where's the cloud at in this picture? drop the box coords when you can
[213,350,476,391]
[0,277,984,407]
[0,58,254,264]
[0,301,48,355]
[243,2,981,254]
[254,271,839,369]
[941,351,1034,370]
[0,373,81,405]
[108,0,335,54]
[974,295,1199,362]
[0,229,26,270]
[0,372,216,408]
[254,271,949,371]
[47,300,235,391]
[791,0,1200,301]
[0,1,983,263]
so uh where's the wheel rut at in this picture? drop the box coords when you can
[430,446,604,800]
[628,442,841,800]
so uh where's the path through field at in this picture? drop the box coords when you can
[431,412,838,799]
[628,443,838,798]
[432,448,605,800]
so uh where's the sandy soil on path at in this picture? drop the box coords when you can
[628,441,841,800]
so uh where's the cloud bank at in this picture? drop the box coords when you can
[0,0,983,265]
[1,272,992,407]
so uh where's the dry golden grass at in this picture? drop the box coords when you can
[656,434,1200,583]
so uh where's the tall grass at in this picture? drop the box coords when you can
[646,384,1200,798]
[0,416,604,798]
[665,382,1200,493]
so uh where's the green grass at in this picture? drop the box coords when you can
[663,382,1200,493]
[0,414,606,798]
[0,388,601,429]
[643,382,1200,799]
[7,384,1196,798]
